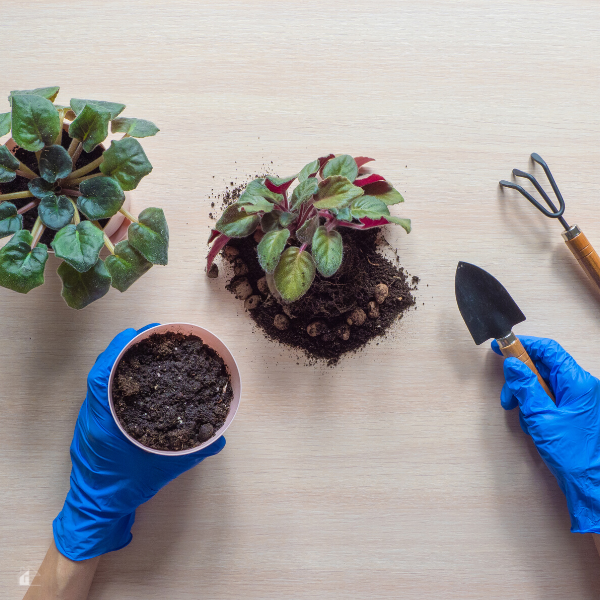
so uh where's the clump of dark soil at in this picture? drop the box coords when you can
[221,228,417,365]
[0,129,107,246]
[113,332,233,452]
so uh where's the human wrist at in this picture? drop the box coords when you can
[53,489,136,561]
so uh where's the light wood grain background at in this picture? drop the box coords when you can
[1,1,600,598]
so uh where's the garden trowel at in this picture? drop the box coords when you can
[455,261,554,402]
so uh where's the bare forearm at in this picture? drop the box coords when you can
[22,542,100,600]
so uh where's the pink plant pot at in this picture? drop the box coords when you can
[3,123,131,247]
[107,323,242,456]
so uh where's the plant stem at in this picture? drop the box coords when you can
[55,114,65,146]
[67,138,80,157]
[67,155,103,181]
[299,243,307,253]
[121,133,130,139]
[0,190,34,201]
[18,161,38,179]
[103,232,115,254]
[66,197,80,224]
[71,143,83,168]
[65,173,102,186]
[30,217,45,248]
[35,150,42,163]
[17,200,40,215]
[119,207,138,224]
[61,188,81,197]
[336,220,364,230]
[326,218,337,232]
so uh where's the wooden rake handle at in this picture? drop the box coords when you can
[497,332,555,403]
[563,225,600,291]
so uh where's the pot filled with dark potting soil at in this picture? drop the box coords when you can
[207,154,418,365]
[108,323,241,455]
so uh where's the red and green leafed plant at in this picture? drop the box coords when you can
[0,86,168,309]
[207,154,410,302]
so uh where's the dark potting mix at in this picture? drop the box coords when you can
[113,332,233,451]
[208,179,417,365]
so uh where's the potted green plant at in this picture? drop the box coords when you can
[0,86,168,309]
[207,154,416,363]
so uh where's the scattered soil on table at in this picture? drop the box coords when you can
[113,332,233,452]
[0,129,108,246]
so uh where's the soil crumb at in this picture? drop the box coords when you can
[113,332,233,451]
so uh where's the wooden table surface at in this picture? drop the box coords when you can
[2,1,600,598]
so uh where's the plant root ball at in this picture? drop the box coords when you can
[374,283,389,304]
[234,258,249,276]
[232,278,253,300]
[346,307,366,326]
[244,295,262,310]
[367,300,380,319]
[207,264,219,278]
[336,324,351,341]
[253,229,265,244]
[199,423,214,442]
[307,321,327,337]
[274,314,290,331]
[257,276,269,295]
[222,245,239,262]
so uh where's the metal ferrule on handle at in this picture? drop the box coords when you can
[562,225,600,291]
[497,332,555,402]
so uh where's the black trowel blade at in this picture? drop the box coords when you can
[455,262,526,345]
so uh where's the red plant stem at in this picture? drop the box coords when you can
[318,210,334,221]
[61,188,81,197]
[326,218,338,232]
[337,220,365,230]
[299,243,307,253]
[17,200,40,215]
[206,233,231,271]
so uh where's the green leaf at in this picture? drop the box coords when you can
[367,182,404,205]
[0,145,20,183]
[0,203,22,238]
[313,176,364,210]
[111,117,159,138]
[260,211,280,233]
[99,137,152,191]
[128,207,169,265]
[105,240,152,292]
[296,215,319,245]
[28,177,55,199]
[51,221,104,273]
[0,229,48,293]
[0,113,11,137]
[38,144,72,183]
[290,177,318,210]
[297,159,320,183]
[11,95,60,152]
[257,229,290,273]
[58,258,111,309]
[70,98,125,120]
[273,246,316,302]
[68,104,110,153]
[9,86,60,103]
[279,212,297,227]
[332,207,353,222]
[312,226,343,277]
[350,195,390,220]
[244,179,283,203]
[322,154,358,182]
[385,215,411,233]
[38,194,74,230]
[78,176,125,220]
[237,194,275,214]
[265,174,297,188]
[215,204,259,238]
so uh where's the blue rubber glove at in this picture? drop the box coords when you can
[53,326,226,561]
[492,335,600,534]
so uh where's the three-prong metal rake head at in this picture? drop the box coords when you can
[500,153,600,292]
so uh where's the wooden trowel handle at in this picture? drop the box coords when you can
[563,225,600,291]
[497,332,555,403]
